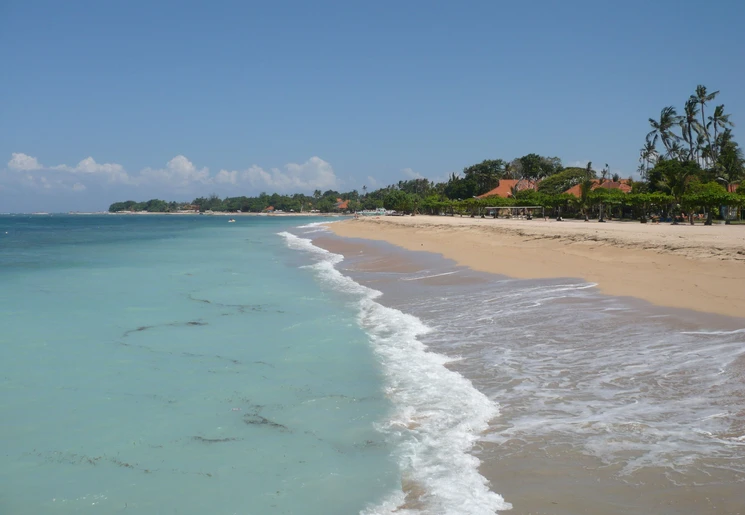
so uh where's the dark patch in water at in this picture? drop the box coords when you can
[188,294,211,304]
[243,414,289,432]
[186,292,279,314]
[104,390,178,405]
[24,450,218,478]
[192,436,242,444]
[122,320,207,337]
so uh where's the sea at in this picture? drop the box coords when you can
[1,214,744,515]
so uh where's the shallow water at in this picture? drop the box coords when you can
[0,215,399,515]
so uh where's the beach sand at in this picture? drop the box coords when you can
[312,230,745,514]
[328,216,745,318]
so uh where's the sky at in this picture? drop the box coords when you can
[1,0,744,212]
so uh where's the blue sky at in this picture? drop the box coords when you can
[1,0,744,212]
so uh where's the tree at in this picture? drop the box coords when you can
[639,139,658,180]
[694,85,719,161]
[715,141,744,190]
[516,154,562,181]
[383,190,416,213]
[537,167,591,195]
[648,106,681,156]
[627,192,674,222]
[462,159,506,195]
[443,172,479,200]
[648,159,702,205]
[682,181,734,225]
[680,97,701,161]
[708,104,734,161]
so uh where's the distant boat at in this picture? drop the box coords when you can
[228,218,236,223]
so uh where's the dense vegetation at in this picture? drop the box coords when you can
[111,85,744,223]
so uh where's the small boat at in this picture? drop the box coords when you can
[228,218,236,223]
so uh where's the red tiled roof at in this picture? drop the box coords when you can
[564,179,632,197]
[477,179,537,199]
[336,199,349,210]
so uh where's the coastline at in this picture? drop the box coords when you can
[62,211,349,217]
[327,215,745,318]
[311,229,745,514]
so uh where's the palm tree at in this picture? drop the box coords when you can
[640,139,658,178]
[716,142,744,190]
[648,106,681,155]
[680,97,701,161]
[665,141,685,161]
[696,132,709,167]
[708,104,734,161]
[637,162,647,182]
[504,161,519,180]
[694,85,719,162]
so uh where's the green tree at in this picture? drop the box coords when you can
[715,141,744,191]
[537,167,591,195]
[708,104,735,162]
[682,181,735,225]
[680,97,701,161]
[462,159,506,195]
[648,106,681,156]
[694,85,719,161]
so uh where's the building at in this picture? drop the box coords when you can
[476,179,538,199]
[564,179,632,197]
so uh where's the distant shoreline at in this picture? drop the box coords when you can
[7,211,350,217]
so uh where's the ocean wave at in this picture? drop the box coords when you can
[278,230,512,514]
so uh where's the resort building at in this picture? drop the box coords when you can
[564,179,632,197]
[476,179,538,199]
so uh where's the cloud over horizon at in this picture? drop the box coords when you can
[3,153,339,194]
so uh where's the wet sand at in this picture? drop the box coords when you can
[328,216,745,318]
[312,232,745,515]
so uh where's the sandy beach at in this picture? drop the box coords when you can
[312,227,745,514]
[328,216,745,318]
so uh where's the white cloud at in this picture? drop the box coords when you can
[139,155,211,187]
[402,167,424,179]
[238,156,338,192]
[215,169,238,185]
[53,157,132,183]
[8,153,42,171]
[4,152,339,194]
[366,176,379,188]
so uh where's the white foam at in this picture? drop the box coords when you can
[413,279,745,482]
[680,328,745,336]
[279,230,512,514]
[401,271,460,281]
[296,221,335,229]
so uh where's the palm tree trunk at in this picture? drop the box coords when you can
[700,105,711,166]
[688,125,695,161]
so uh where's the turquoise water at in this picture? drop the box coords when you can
[0,215,399,514]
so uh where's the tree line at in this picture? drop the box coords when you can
[111,85,744,223]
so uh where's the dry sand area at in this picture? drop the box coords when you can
[329,216,745,318]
